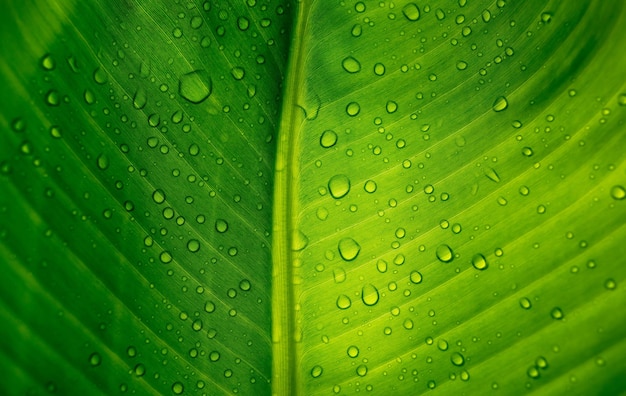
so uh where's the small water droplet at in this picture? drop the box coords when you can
[436,244,454,263]
[376,259,387,273]
[342,56,361,73]
[356,365,368,377]
[361,284,379,306]
[231,67,245,80]
[402,3,420,21]
[522,147,534,157]
[338,237,360,261]
[45,89,61,106]
[328,174,351,199]
[336,294,352,309]
[320,130,338,148]
[456,60,468,71]
[541,12,553,23]
[519,297,532,309]
[93,67,108,84]
[96,154,109,170]
[451,352,465,366]
[492,96,508,112]
[604,278,617,290]
[346,102,361,116]
[41,54,56,71]
[527,366,540,379]
[311,365,323,378]
[187,239,200,253]
[133,87,147,109]
[409,271,423,284]
[215,219,229,233]
[179,70,212,104]
[471,254,488,270]
[89,352,101,367]
[610,185,625,200]
[550,307,564,320]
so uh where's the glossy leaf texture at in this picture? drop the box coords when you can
[1,0,626,395]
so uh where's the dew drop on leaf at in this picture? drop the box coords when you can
[522,146,534,157]
[519,297,532,309]
[338,237,360,261]
[471,254,488,270]
[541,12,553,23]
[133,87,147,109]
[373,62,386,76]
[215,219,229,233]
[604,278,617,290]
[536,356,549,369]
[361,284,379,306]
[346,101,360,116]
[482,9,491,22]
[376,259,387,273]
[231,67,245,80]
[88,352,101,367]
[320,130,338,148]
[336,294,351,309]
[45,89,60,106]
[551,307,564,320]
[96,154,109,170]
[402,3,420,21]
[364,180,377,193]
[409,271,423,284]
[356,364,368,377]
[209,351,220,361]
[386,100,398,113]
[347,345,359,358]
[239,279,251,291]
[41,53,55,71]
[492,96,508,112]
[618,93,626,106]
[160,251,172,264]
[172,381,184,394]
[187,239,200,253]
[341,56,361,73]
[311,365,323,378]
[179,70,212,104]
[292,229,309,251]
[436,244,454,263]
[328,174,351,199]
[451,352,465,366]
[484,167,500,183]
[403,319,414,329]
[527,366,540,379]
[333,268,346,283]
[610,185,625,200]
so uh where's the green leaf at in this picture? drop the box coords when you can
[1,0,625,395]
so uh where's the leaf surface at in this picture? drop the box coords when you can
[1,0,625,395]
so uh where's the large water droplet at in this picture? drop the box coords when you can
[611,185,625,200]
[342,56,361,73]
[361,284,379,306]
[179,70,212,104]
[346,102,361,116]
[492,96,508,112]
[328,174,351,199]
[402,3,420,21]
[338,237,361,261]
[187,239,200,253]
[436,244,454,263]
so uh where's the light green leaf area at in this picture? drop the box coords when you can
[1,0,625,395]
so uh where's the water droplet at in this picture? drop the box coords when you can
[89,352,101,367]
[187,239,200,253]
[527,366,540,379]
[361,284,379,306]
[345,345,360,358]
[133,87,147,109]
[541,12,553,23]
[179,70,212,104]
[333,267,346,283]
[215,219,229,233]
[482,9,491,22]
[386,100,398,113]
[492,96,508,112]
[93,67,107,84]
[550,307,564,320]
[436,244,454,263]
[604,278,617,290]
[346,102,360,116]
[209,351,220,361]
[374,63,386,76]
[45,89,60,106]
[134,363,145,377]
[356,365,368,377]
[328,174,351,199]
[172,381,184,394]
[231,67,245,80]
[320,130,338,148]
[402,3,420,21]
[364,180,377,193]
[536,356,548,369]
[376,259,387,273]
[41,54,56,70]
[451,352,465,366]
[354,2,366,12]
[410,271,423,284]
[471,254,488,270]
[610,185,625,200]
[456,60,468,71]
[522,147,534,157]
[96,154,109,170]
[160,251,173,264]
[311,365,323,378]
[336,294,352,309]
[403,319,414,329]
[292,229,309,251]
[338,237,360,261]
[519,297,532,309]
[484,168,500,183]
[618,93,626,106]
[342,56,361,73]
